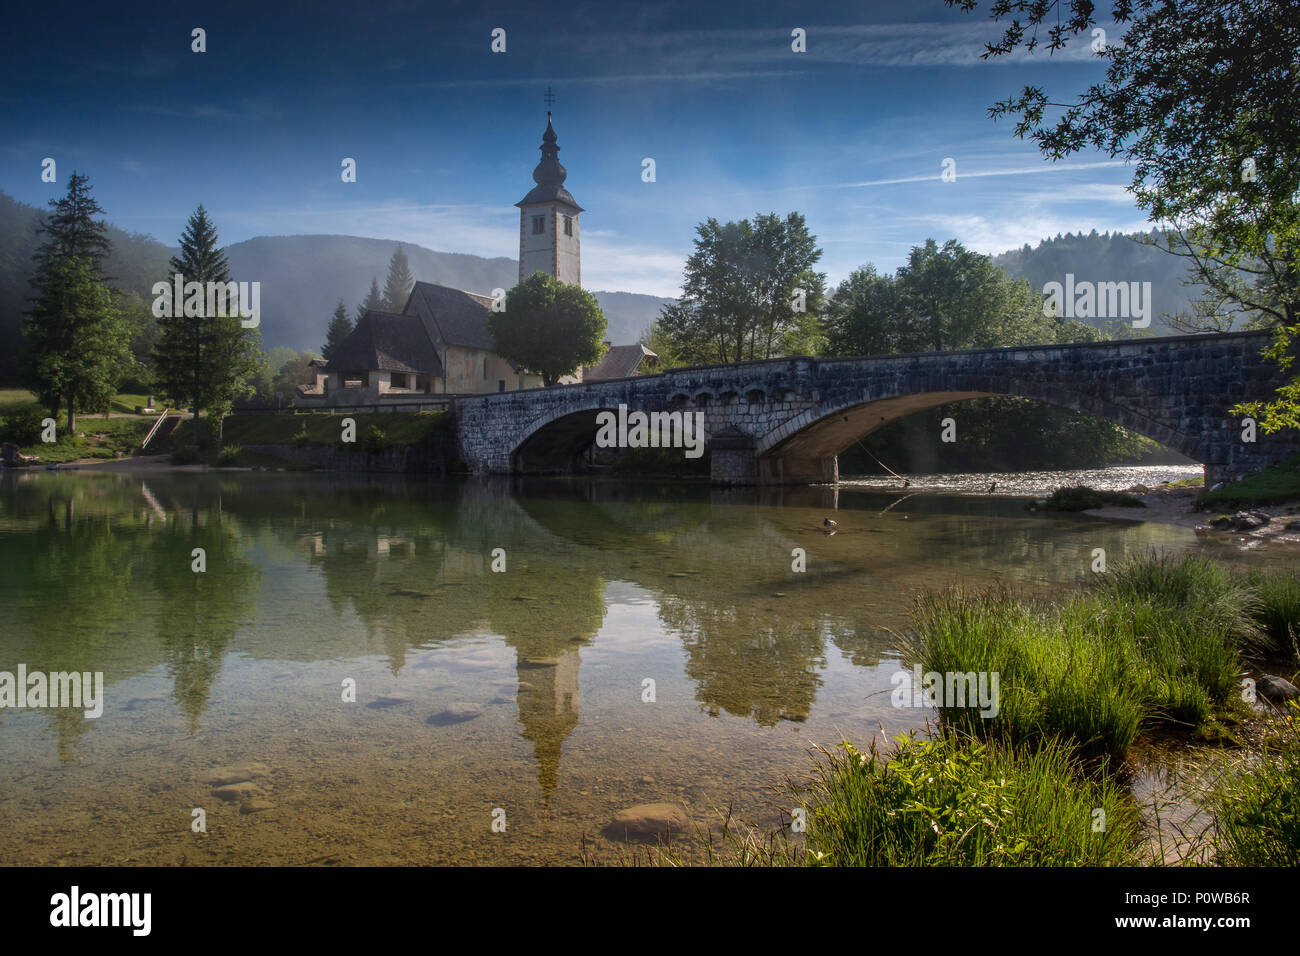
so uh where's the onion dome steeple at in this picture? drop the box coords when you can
[516,112,583,211]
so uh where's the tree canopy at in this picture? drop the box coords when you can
[950,0,1300,431]
[655,212,825,365]
[488,272,606,386]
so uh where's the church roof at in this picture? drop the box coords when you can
[405,281,496,350]
[324,310,444,376]
[516,113,583,212]
[584,343,659,381]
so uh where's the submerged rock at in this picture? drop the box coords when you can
[239,798,277,815]
[365,695,411,709]
[602,803,691,843]
[427,702,483,726]
[1212,510,1271,531]
[212,781,261,802]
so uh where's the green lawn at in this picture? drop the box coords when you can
[1201,453,1300,507]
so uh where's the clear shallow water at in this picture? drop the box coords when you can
[0,467,1294,865]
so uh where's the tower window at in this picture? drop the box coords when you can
[563,216,573,236]
[532,215,545,235]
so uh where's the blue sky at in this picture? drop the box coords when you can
[0,0,1150,297]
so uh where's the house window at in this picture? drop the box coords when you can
[563,215,573,236]
[498,380,506,393]
[532,215,545,235]
[391,372,407,389]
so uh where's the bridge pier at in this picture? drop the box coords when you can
[709,428,837,485]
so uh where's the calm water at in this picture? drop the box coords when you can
[0,467,1296,865]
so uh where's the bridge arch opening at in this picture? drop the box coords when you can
[761,390,1203,479]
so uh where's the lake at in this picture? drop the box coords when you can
[1,465,1296,865]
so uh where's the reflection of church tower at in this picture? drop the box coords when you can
[515,646,581,804]
[516,112,582,286]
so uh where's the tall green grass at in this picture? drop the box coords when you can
[801,732,1143,866]
[906,566,1247,763]
[1202,703,1300,866]
[1242,570,1300,663]
[1096,552,1264,656]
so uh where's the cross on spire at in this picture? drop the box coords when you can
[543,86,556,108]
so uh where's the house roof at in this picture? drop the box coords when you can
[405,281,496,351]
[584,343,658,381]
[324,310,444,377]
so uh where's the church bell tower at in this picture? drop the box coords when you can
[516,111,582,286]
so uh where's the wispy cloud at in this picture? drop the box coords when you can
[811,160,1128,191]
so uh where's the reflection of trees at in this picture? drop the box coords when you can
[658,589,826,726]
[3,481,155,761]
[145,509,260,733]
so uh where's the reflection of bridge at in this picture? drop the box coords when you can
[454,330,1298,486]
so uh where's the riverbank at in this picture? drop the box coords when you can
[662,553,1300,867]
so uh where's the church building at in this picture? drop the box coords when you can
[310,112,589,404]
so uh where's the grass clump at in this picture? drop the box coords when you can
[1202,702,1300,866]
[908,588,1145,762]
[907,565,1250,763]
[800,732,1143,866]
[1241,569,1300,662]
[1043,485,1145,511]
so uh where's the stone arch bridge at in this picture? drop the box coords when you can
[453,330,1298,486]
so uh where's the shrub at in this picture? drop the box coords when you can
[216,444,241,467]
[1043,485,1145,511]
[362,426,389,455]
[0,406,49,445]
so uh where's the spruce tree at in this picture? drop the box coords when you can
[322,299,353,360]
[22,256,129,433]
[31,171,113,279]
[151,205,261,448]
[355,276,382,321]
[381,244,415,312]
[23,173,126,429]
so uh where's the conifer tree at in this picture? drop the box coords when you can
[382,244,415,312]
[355,277,382,322]
[22,173,127,430]
[151,205,261,447]
[22,256,129,433]
[322,299,353,360]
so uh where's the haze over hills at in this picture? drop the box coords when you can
[0,187,1224,384]
[992,231,1216,336]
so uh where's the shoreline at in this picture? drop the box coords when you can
[1083,485,1300,542]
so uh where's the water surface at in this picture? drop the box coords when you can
[0,468,1294,865]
